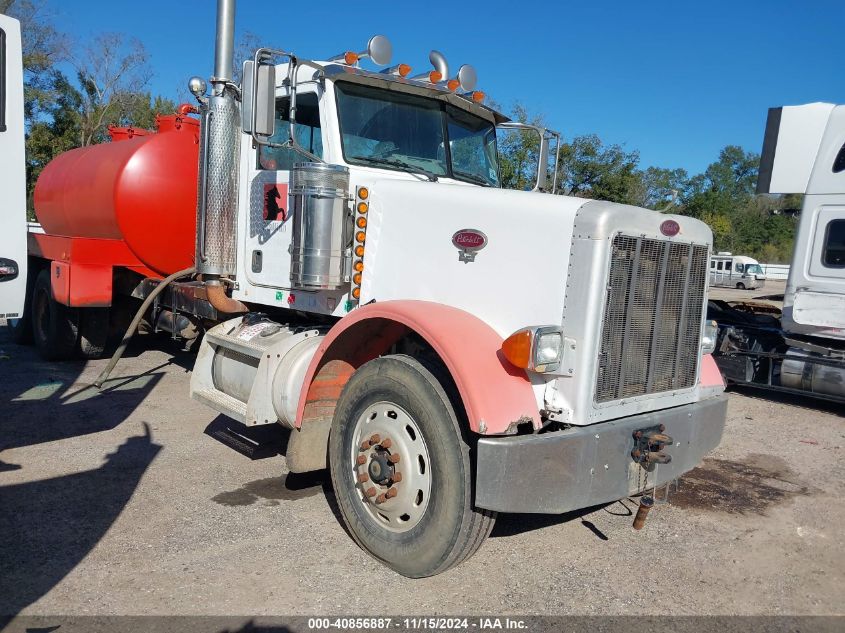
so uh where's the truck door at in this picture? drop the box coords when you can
[0,15,27,321]
[244,89,324,293]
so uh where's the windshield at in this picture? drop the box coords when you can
[335,81,500,187]
[745,264,763,274]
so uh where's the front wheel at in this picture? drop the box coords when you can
[328,355,495,577]
[736,282,746,290]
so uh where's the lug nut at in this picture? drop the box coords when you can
[365,487,376,497]
[391,472,402,483]
[386,487,398,499]
[381,438,392,449]
[360,440,371,451]
[357,473,369,483]
[376,493,387,504]
[369,434,381,444]
[356,455,367,465]
[388,454,400,464]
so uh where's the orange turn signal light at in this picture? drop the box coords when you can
[355,245,365,257]
[358,187,369,200]
[351,287,361,299]
[398,63,412,77]
[429,71,442,84]
[353,272,362,285]
[344,51,359,65]
[355,231,366,243]
[356,216,367,228]
[501,329,533,370]
[353,260,364,272]
[357,201,368,214]
[447,78,460,91]
[471,91,485,103]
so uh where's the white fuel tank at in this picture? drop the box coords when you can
[191,315,323,428]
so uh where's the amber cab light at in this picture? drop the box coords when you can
[358,187,369,200]
[502,326,564,373]
[501,329,533,370]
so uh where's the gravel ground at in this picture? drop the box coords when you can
[0,300,842,617]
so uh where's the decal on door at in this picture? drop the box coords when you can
[263,183,289,222]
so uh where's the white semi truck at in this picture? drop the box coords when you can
[0,14,27,323]
[9,1,727,577]
[709,103,845,403]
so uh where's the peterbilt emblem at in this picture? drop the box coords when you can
[660,219,680,237]
[452,229,488,263]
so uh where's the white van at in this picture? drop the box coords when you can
[709,253,766,289]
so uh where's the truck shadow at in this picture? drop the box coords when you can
[0,425,161,624]
[491,503,616,539]
[0,330,175,461]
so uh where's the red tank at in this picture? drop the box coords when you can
[34,110,200,276]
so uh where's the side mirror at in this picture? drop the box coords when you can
[242,59,276,138]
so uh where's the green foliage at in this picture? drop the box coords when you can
[5,1,180,216]
[496,106,799,263]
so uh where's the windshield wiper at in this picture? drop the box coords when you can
[352,156,440,182]
[452,171,492,187]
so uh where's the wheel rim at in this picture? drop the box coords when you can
[349,401,432,532]
[33,285,50,344]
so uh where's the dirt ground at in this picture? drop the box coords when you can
[0,288,842,617]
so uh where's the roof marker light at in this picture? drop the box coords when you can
[330,35,393,67]
[382,63,412,78]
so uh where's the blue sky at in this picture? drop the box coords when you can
[48,0,842,175]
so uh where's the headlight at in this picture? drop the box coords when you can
[502,326,563,373]
[701,319,718,355]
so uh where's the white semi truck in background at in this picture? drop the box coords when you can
[709,103,845,403]
[5,1,727,577]
[0,14,27,323]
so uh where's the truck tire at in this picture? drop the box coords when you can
[31,269,79,361]
[328,354,495,577]
[78,308,110,359]
[736,282,746,290]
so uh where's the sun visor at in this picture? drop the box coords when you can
[757,103,835,194]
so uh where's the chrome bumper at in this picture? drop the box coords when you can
[475,395,727,514]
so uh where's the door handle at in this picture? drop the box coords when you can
[0,258,19,282]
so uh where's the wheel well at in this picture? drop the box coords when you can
[299,318,466,430]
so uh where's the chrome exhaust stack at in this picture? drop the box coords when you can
[195,0,246,313]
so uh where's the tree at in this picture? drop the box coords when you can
[496,103,544,191]
[72,33,151,146]
[631,166,689,210]
[0,0,70,118]
[556,134,641,204]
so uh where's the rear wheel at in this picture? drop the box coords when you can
[78,308,110,359]
[736,282,746,290]
[31,269,79,361]
[328,354,495,578]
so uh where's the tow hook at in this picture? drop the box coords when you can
[631,425,673,468]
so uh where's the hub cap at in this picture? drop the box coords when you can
[350,402,431,532]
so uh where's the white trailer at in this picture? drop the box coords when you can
[709,253,766,290]
[0,14,27,322]
[709,103,845,402]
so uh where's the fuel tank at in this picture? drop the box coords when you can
[33,110,200,276]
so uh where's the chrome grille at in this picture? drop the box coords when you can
[595,235,708,403]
